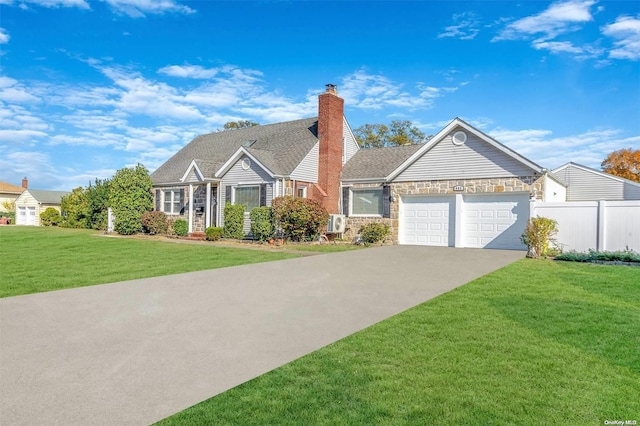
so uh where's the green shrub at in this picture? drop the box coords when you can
[250,206,274,242]
[141,211,168,235]
[109,164,153,235]
[521,216,559,258]
[172,219,188,237]
[271,196,329,242]
[359,222,390,245]
[40,207,62,226]
[205,226,224,241]
[224,203,245,239]
[556,249,640,263]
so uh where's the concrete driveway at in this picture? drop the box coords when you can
[0,245,524,425]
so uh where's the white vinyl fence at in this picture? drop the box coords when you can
[532,200,640,252]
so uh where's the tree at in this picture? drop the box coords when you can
[354,120,426,148]
[86,178,110,230]
[109,164,153,235]
[601,148,640,183]
[60,186,89,228]
[222,120,259,131]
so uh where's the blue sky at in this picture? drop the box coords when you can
[0,0,638,190]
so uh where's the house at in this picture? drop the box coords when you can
[15,188,69,226]
[551,162,640,201]
[0,177,28,215]
[152,84,549,250]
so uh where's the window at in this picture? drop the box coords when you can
[297,186,307,198]
[235,186,260,211]
[352,188,383,216]
[163,190,182,214]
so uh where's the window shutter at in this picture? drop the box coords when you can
[179,188,185,213]
[155,189,160,211]
[260,183,267,207]
[225,186,232,204]
[342,187,350,217]
[383,185,391,218]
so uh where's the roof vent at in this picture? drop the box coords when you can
[243,140,256,147]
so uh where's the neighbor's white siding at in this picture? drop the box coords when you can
[343,118,360,164]
[552,164,640,201]
[291,142,319,183]
[395,131,535,182]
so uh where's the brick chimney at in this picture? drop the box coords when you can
[21,177,28,189]
[317,84,344,214]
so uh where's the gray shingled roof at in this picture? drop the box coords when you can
[341,144,423,180]
[27,190,69,204]
[151,118,319,184]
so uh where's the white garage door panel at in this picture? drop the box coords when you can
[400,196,453,246]
[462,194,529,250]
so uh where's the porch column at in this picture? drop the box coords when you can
[188,184,194,234]
[205,182,212,228]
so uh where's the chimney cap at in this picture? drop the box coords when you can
[325,83,337,94]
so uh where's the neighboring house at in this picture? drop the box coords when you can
[152,84,548,250]
[0,178,28,214]
[551,162,640,201]
[15,189,69,226]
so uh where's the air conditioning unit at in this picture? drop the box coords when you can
[327,214,346,233]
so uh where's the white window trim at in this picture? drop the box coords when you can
[350,187,384,217]
[162,189,182,215]
[233,184,261,213]
[297,186,307,198]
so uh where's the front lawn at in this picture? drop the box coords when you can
[158,260,640,425]
[0,227,299,298]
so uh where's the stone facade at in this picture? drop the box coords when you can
[344,176,544,243]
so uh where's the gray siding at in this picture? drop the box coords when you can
[184,168,199,183]
[219,155,275,232]
[291,142,319,182]
[395,132,535,182]
[343,118,360,164]
[554,165,639,201]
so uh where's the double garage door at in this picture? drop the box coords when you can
[399,193,529,250]
[16,207,37,226]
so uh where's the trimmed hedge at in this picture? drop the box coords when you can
[556,249,640,263]
[205,226,224,241]
[172,219,188,237]
[359,222,390,245]
[224,203,245,239]
[271,196,329,242]
[141,211,168,235]
[250,206,274,242]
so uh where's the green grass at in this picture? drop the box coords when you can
[0,227,299,298]
[157,260,640,425]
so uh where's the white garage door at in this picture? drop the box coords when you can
[462,194,529,249]
[17,207,37,225]
[399,196,453,246]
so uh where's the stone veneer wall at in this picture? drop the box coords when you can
[161,185,209,233]
[344,176,544,243]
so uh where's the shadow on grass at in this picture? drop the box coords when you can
[490,296,640,372]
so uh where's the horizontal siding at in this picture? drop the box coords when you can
[623,182,640,200]
[219,155,275,233]
[343,118,360,164]
[555,165,625,201]
[290,142,318,182]
[395,132,534,182]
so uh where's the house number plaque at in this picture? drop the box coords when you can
[453,185,464,191]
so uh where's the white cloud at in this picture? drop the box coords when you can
[0,129,48,142]
[438,12,481,40]
[340,70,431,111]
[102,0,194,18]
[0,27,9,44]
[494,0,596,42]
[13,0,90,9]
[158,65,220,79]
[602,15,640,60]
[532,40,584,54]
[488,126,639,169]
[0,76,41,103]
